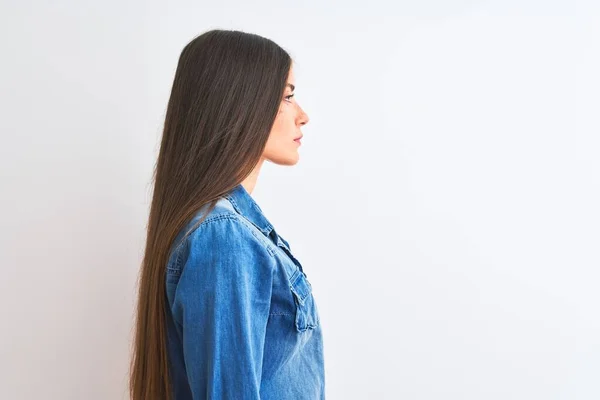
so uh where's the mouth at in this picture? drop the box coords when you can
[294,135,303,145]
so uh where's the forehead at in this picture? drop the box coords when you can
[287,66,295,84]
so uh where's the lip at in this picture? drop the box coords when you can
[294,135,303,142]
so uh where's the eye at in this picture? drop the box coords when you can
[284,93,295,103]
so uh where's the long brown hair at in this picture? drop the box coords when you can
[129,29,292,400]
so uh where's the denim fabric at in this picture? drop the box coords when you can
[164,183,325,399]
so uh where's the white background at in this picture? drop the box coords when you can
[1,1,598,399]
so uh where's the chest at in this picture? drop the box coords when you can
[266,229,321,333]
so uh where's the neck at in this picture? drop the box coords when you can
[241,157,265,195]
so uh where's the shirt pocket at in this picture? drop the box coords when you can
[289,268,320,332]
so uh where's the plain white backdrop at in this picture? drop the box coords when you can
[1,1,598,399]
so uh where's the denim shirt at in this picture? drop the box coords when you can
[164,183,325,399]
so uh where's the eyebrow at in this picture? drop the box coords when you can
[286,83,295,91]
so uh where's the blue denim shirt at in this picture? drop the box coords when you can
[164,183,325,399]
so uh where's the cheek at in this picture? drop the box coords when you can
[277,109,296,129]
[270,111,288,136]
[268,106,296,144]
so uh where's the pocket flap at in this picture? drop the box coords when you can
[290,271,312,306]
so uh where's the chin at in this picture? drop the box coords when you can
[267,152,300,166]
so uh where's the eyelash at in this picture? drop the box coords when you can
[284,93,295,103]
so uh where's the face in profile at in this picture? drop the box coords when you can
[261,65,310,165]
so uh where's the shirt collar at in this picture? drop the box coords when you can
[223,183,275,237]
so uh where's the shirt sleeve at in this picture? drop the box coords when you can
[171,216,276,399]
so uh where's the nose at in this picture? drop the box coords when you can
[297,104,309,126]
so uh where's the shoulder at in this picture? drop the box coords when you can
[167,198,276,276]
[188,211,275,258]
[190,197,275,254]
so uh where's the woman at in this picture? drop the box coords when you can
[129,29,325,399]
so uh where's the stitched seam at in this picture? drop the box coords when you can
[212,205,276,257]
[168,212,233,256]
[174,213,276,260]
[224,194,273,238]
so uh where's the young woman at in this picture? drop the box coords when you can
[129,29,325,399]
